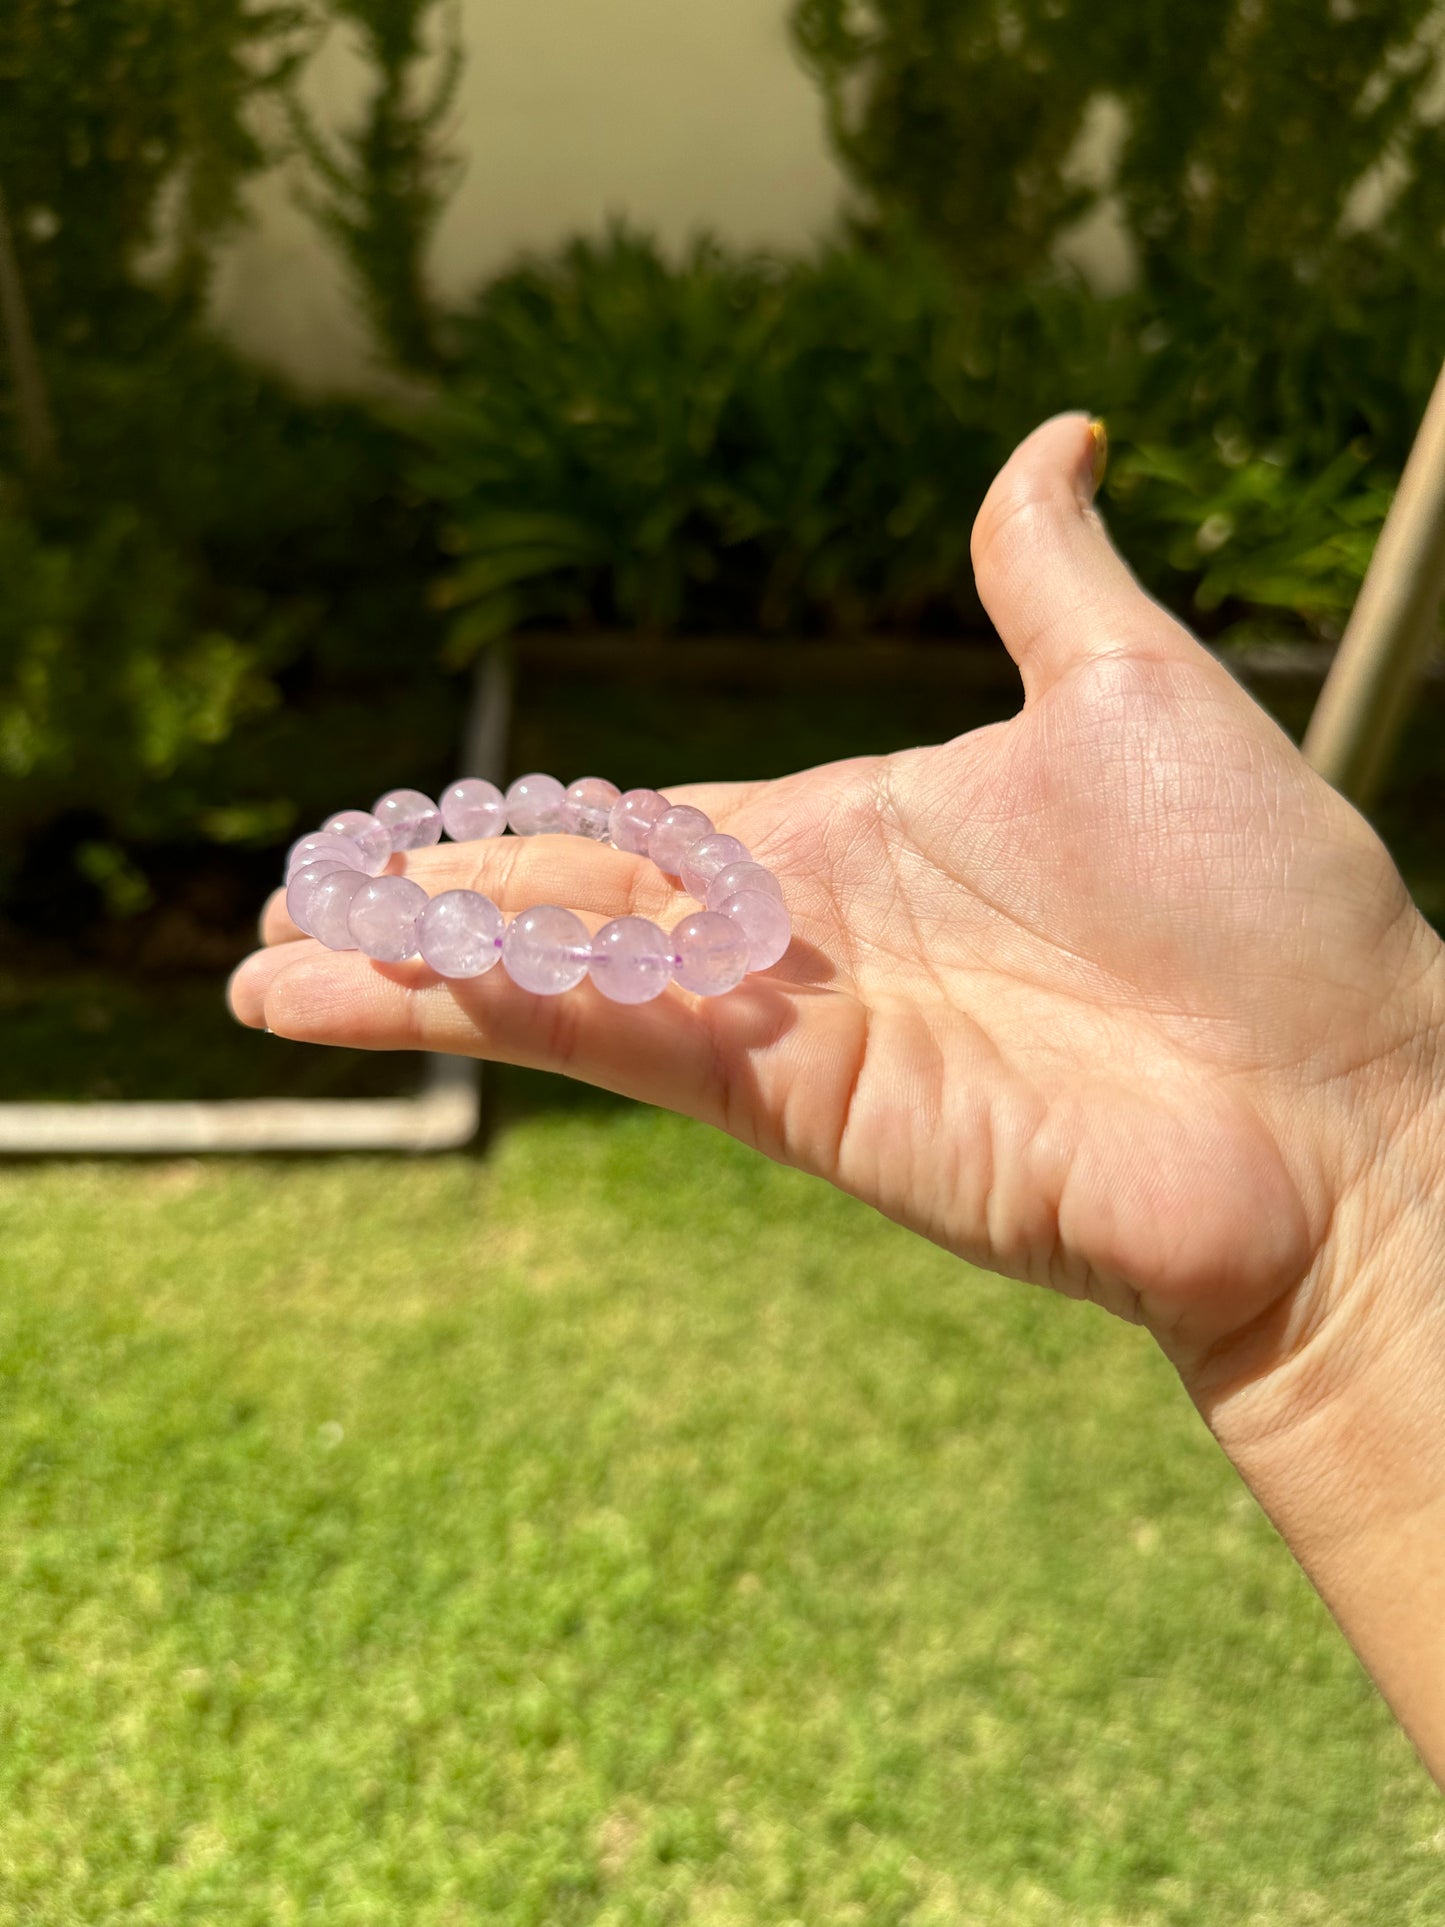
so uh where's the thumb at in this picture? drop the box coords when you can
[971,413,1201,701]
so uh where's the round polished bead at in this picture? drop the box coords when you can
[286,830,364,878]
[418,889,504,978]
[322,810,391,875]
[308,868,372,950]
[680,832,750,901]
[608,788,670,854]
[588,916,674,1004]
[648,805,714,875]
[440,778,507,842]
[347,875,431,961]
[563,775,621,840]
[286,859,351,934]
[371,788,442,852]
[502,904,591,994]
[671,910,749,997]
[505,772,567,836]
[705,861,784,911]
[717,889,791,971]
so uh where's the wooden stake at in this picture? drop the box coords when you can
[1303,357,1445,809]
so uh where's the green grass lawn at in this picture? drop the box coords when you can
[2,1096,1441,1924]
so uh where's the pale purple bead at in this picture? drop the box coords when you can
[680,832,750,901]
[286,859,351,934]
[648,805,713,875]
[347,875,431,961]
[505,772,567,836]
[563,775,621,840]
[308,868,371,950]
[705,861,784,911]
[322,810,391,875]
[286,830,364,878]
[440,778,507,842]
[418,889,504,978]
[609,788,670,854]
[717,889,791,971]
[671,910,749,997]
[371,788,442,852]
[501,905,591,994]
[588,916,674,1004]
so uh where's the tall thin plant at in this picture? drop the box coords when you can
[289,0,463,372]
[0,0,308,467]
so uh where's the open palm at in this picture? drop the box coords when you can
[230,415,1444,1404]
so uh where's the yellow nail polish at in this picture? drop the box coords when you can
[1087,417,1108,496]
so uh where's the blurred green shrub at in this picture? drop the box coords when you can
[783,0,1445,659]
[791,0,1445,342]
[419,227,1097,649]
[0,1,308,333]
[0,501,279,822]
[786,0,1444,635]
[421,231,793,648]
[1107,438,1399,641]
[0,324,443,920]
[415,225,1404,656]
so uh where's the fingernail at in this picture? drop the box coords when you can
[1087,417,1108,498]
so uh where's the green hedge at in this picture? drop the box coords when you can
[417,225,1406,657]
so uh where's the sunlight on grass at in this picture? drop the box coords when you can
[1,1108,1440,1924]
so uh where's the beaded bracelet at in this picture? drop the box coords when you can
[280,775,790,1002]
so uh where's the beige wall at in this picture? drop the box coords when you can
[212,0,844,387]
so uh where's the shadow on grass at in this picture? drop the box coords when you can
[0,969,427,1106]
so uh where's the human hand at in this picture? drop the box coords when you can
[230,413,1445,1405]
[231,412,1445,1777]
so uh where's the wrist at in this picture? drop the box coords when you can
[1192,940,1445,1777]
[1215,924,1445,1422]
[1208,1197,1445,1781]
